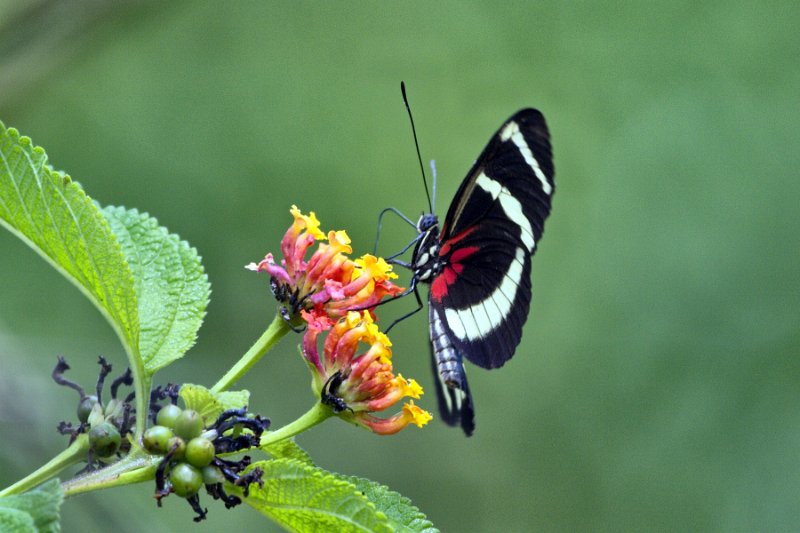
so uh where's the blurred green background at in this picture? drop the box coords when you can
[1,1,799,531]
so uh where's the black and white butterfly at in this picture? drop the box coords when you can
[381,89,554,436]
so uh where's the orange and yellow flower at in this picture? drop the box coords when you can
[247,206,403,326]
[302,310,432,435]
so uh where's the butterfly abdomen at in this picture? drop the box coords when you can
[429,305,465,388]
[429,304,475,435]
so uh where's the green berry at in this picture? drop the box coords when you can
[185,437,215,468]
[89,422,121,458]
[173,409,204,440]
[105,399,126,428]
[167,436,186,460]
[156,404,183,429]
[143,425,174,455]
[77,396,99,423]
[202,465,224,486]
[170,463,203,497]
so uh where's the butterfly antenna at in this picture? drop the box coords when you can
[430,159,437,214]
[401,81,432,213]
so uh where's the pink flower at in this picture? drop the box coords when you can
[302,311,432,435]
[247,206,403,326]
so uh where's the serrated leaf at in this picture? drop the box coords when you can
[239,459,392,533]
[179,383,249,426]
[0,121,140,373]
[343,475,439,533]
[215,390,250,412]
[102,206,209,375]
[0,479,64,533]
[261,437,314,466]
[0,508,36,532]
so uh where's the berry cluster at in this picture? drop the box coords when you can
[52,356,134,468]
[146,386,270,522]
[52,359,270,521]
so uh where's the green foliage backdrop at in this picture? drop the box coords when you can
[1,1,798,531]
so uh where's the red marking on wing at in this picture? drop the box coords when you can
[439,227,477,257]
[431,267,454,302]
[430,245,479,303]
[450,246,479,264]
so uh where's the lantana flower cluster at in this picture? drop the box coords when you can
[305,310,431,435]
[247,205,403,325]
[249,206,432,434]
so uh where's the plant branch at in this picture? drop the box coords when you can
[259,402,332,448]
[211,313,292,393]
[60,450,161,498]
[0,434,89,497]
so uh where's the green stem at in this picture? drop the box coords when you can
[134,374,152,438]
[61,451,161,498]
[260,402,332,448]
[211,314,291,393]
[0,435,89,497]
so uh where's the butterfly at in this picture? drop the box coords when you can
[393,103,555,436]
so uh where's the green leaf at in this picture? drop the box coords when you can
[240,459,392,532]
[214,390,251,412]
[0,508,35,533]
[0,479,64,533]
[179,383,249,426]
[0,121,140,374]
[343,476,438,533]
[261,437,314,465]
[102,206,210,375]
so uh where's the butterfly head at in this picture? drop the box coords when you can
[415,213,438,233]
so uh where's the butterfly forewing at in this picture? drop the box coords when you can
[441,109,553,239]
[431,108,554,370]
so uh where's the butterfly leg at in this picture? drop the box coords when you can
[347,272,418,315]
[372,206,417,255]
[382,281,424,333]
[384,234,425,263]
